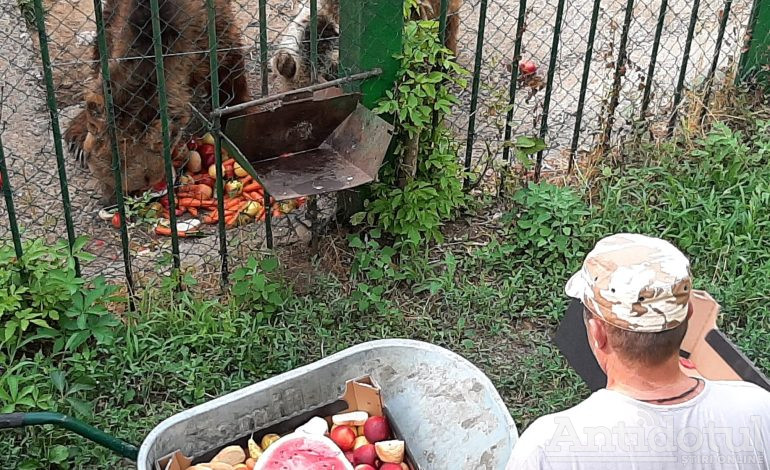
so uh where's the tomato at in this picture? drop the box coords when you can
[111,213,122,229]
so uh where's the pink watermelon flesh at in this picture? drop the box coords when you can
[259,435,352,469]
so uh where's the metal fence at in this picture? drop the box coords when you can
[0,0,759,293]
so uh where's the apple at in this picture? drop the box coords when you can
[363,416,391,443]
[354,465,377,470]
[330,425,357,451]
[380,464,403,470]
[352,444,377,466]
[519,60,537,75]
[344,450,355,463]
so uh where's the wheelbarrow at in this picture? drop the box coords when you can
[1,340,518,469]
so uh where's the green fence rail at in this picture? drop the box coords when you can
[0,0,763,290]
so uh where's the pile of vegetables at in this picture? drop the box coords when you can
[186,411,410,470]
[108,133,306,237]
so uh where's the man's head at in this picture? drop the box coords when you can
[566,233,693,369]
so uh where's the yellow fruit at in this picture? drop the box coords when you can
[225,180,243,198]
[353,435,370,449]
[375,440,405,464]
[201,133,216,145]
[234,162,248,178]
[248,437,263,460]
[211,445,245,466]
[261,433,280,450]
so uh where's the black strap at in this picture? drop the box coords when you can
[0,413,25,429]
[641,378,703,404]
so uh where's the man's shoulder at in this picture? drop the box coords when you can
[514,393,606,449]
[706,380,770,399]
[704,380,770,408]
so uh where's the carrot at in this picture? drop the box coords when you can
[224,197,244,210]
[202,210,219,224]
[155,226,202,238]
[242,182,262,193]
[225,212,239,227]
[240,175,253,185]
[188,207,198,217]
[222,158,235,167]
[177,197,217,208]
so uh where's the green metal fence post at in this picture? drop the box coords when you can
[149,0,181,272]
[339,0,403,109]
[534,0,567,181]
[463,0,488,188]
[93,0,135,301]
[438,0,449,42]
[568,0,602,172]
[32,0,81,276]
[259,0,269,96]
[640,0,669,119]
[738,0,770,85]
[207,0,230,287]
[600,0,635,153]
[0,135,23,261]
[668,0,702,135]
[310,0,319,84]
[502,0,527,163]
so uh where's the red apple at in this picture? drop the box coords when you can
[380,464,403,470]
[363,416,390,443]
[330,425,357,451]
[344,450,355,463]
[353,444,377,466]
[519,60,537,75]
[354,465,376,470]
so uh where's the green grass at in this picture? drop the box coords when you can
[2,115,770,468]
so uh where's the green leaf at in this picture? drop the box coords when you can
[49,445,69,464]
[50,370,66,394]
[349,212,366,226]
[66,397,93,418]
[261,257,279,273]
[64,330,91,351]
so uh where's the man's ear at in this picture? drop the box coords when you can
[587,317,608,351]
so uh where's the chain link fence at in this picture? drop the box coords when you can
[0,0,757,291]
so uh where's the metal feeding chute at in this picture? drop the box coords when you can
[223,91,393,201]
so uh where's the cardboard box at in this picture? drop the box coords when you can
[156,376,417,470]
[554,290,770,392]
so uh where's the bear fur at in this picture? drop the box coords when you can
[272,0,462,91]
[65,0,251,204]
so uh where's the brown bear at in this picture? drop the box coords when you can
[272,0,463,91]
[65,0,251,204]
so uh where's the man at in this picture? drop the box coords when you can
[507,233,770,469]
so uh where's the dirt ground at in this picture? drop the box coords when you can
[0,0,752,284]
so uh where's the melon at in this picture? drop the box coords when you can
[254,433,354,470]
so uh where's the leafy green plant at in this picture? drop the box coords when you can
[230,256,290,320]
[354,13,468,247]
[0,238,121,354]
[509,136,547,168]
[506,182,594,271]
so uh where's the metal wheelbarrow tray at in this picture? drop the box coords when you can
[139,339,518,469]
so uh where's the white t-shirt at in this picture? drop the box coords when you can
[507,380,770,469]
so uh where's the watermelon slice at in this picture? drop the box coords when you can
[254,433,354,470]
